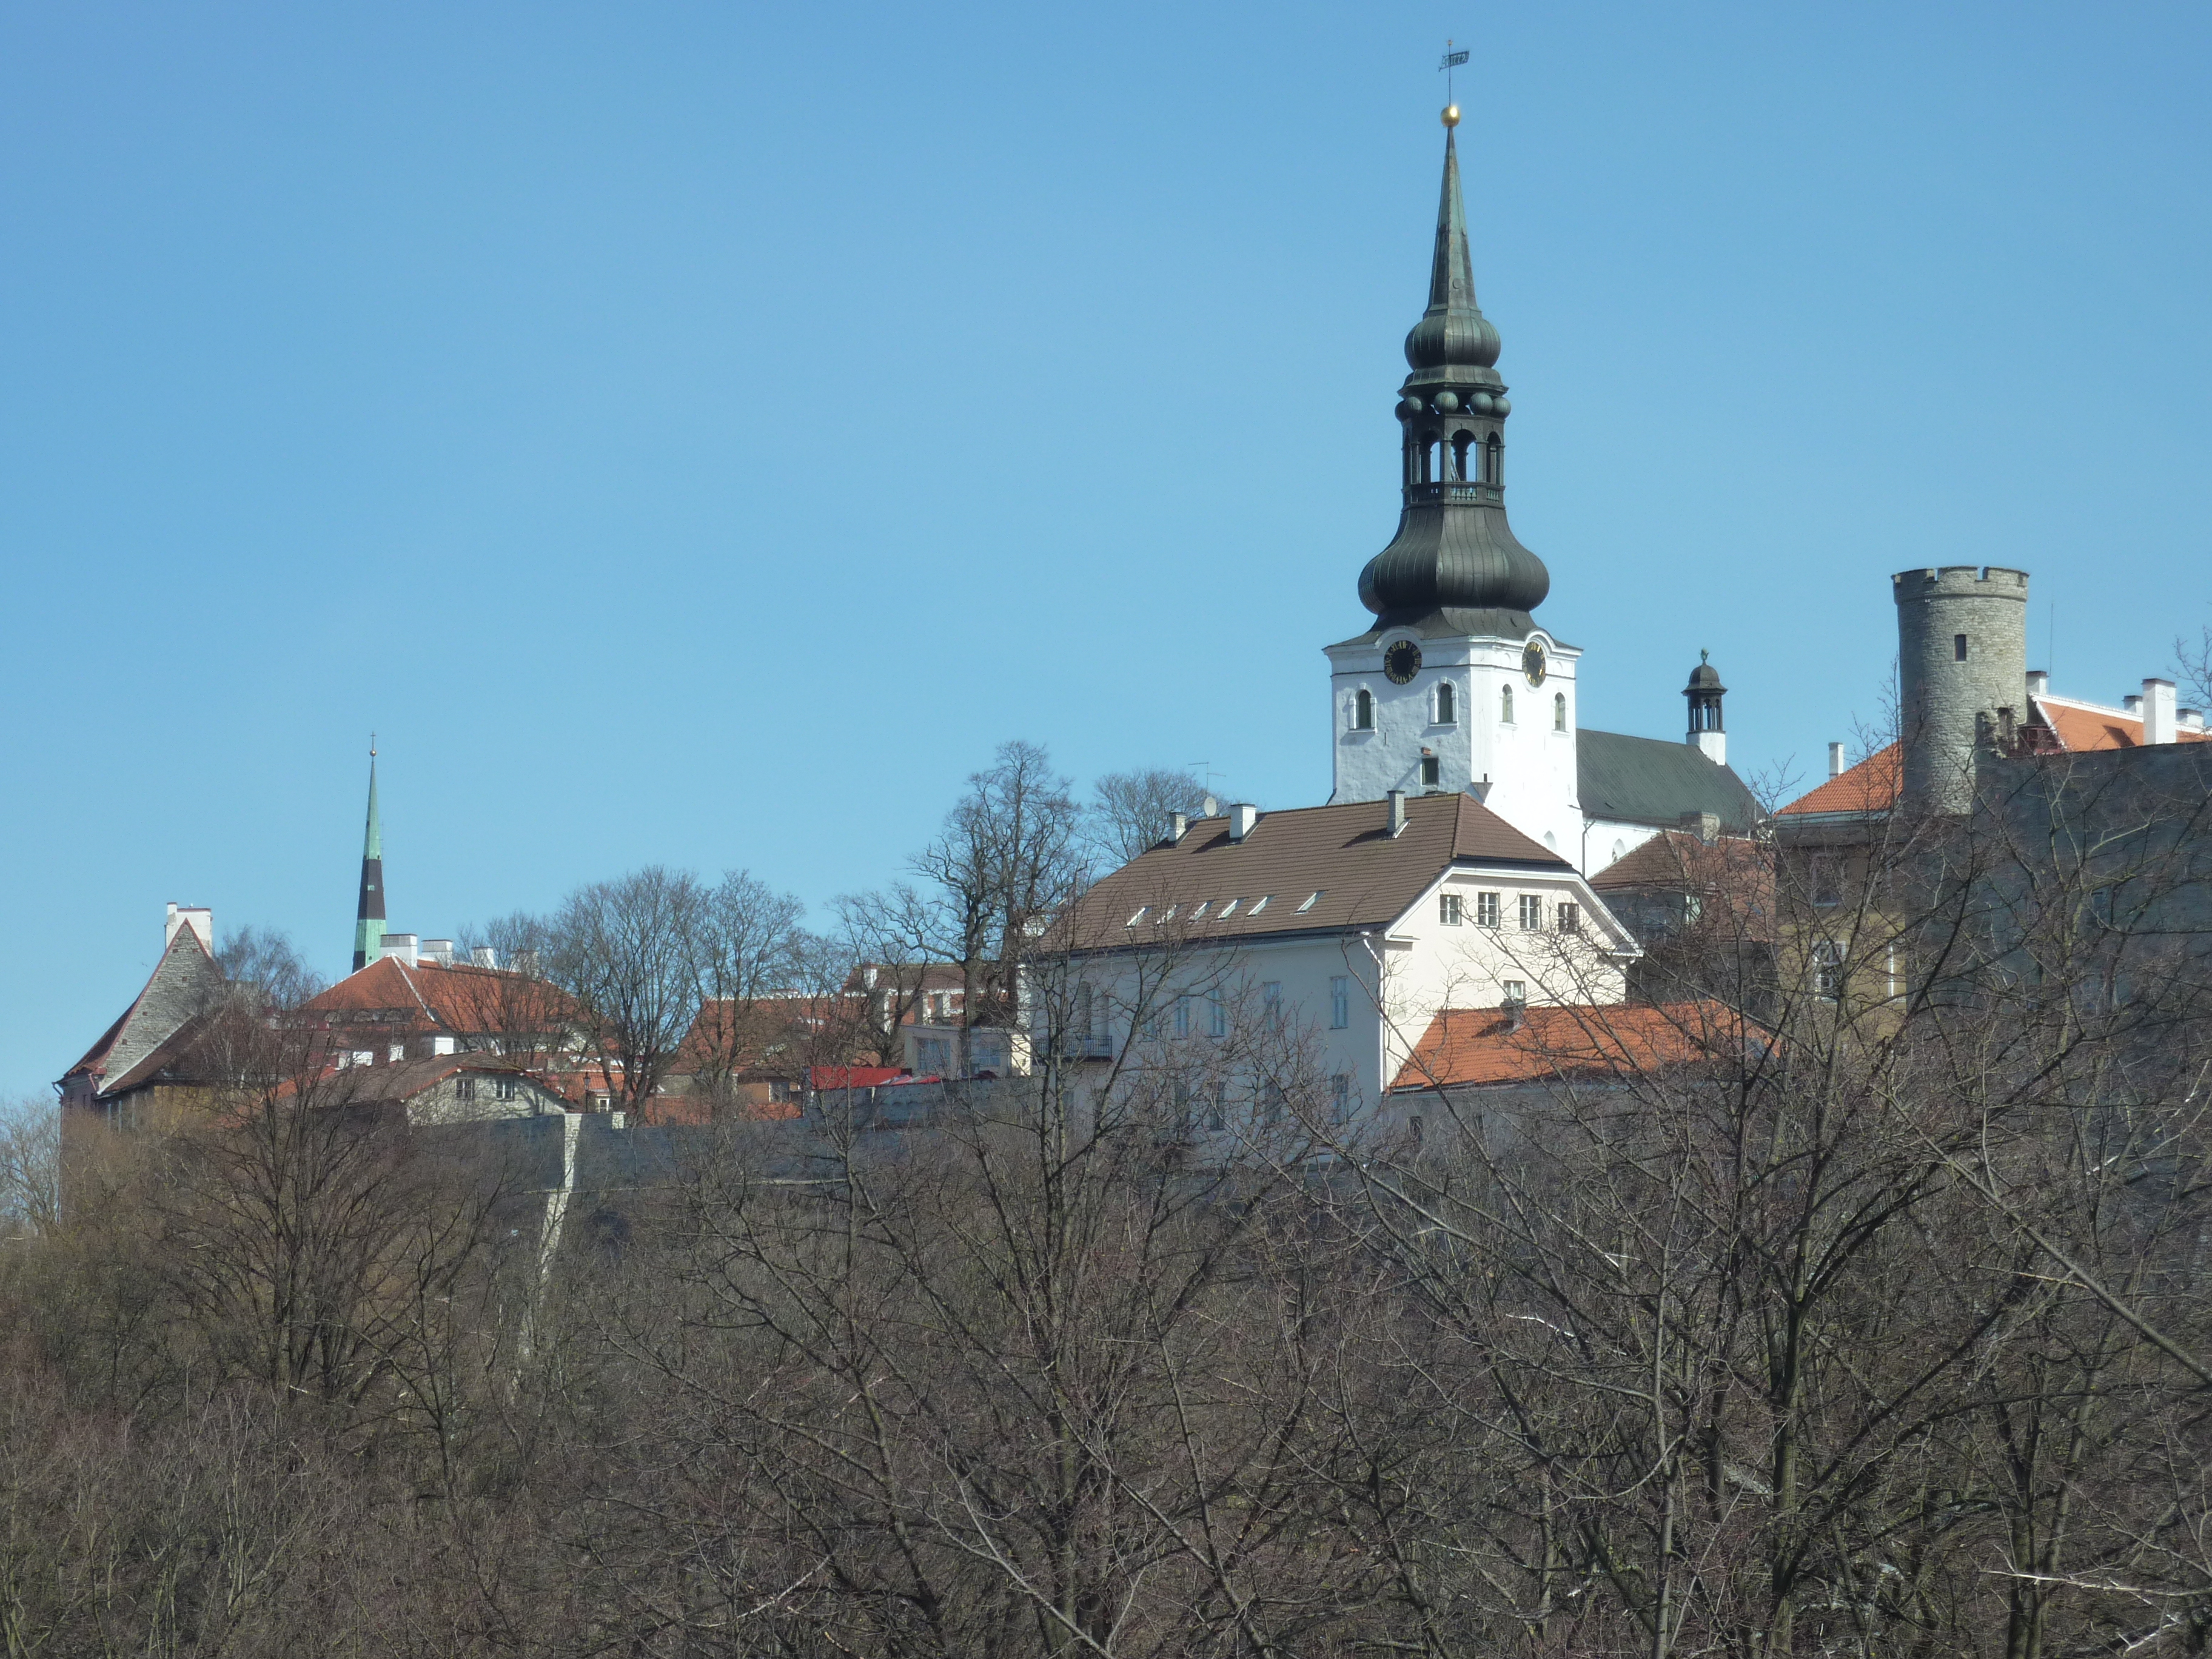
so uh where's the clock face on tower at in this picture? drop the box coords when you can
[1383,640,1423,684]
[1523,642,1548,686]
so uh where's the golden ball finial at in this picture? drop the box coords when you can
[1441,103,1460,127]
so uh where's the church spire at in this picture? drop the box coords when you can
[351,742,386,973]
[1355,107,1550,638]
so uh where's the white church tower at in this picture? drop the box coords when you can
[1325,107,1583,860]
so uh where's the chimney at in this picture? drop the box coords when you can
[1386,789,1409,837]
[379,933,420,968]
[1167,811,1188,845]
[2125,694,2143,717]
[164,903,214,953]
[2181,708,2205,734]
[420,938,455,967]
[1228,802,1259,842]
[2026,669,2049,699]
[1828,742,1846,779]
[2144,678,2177,745]
[470,945,498,969]
[1678,810,1720,845]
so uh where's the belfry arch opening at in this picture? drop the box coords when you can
[1450,432,1473,481]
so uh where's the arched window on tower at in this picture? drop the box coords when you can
[1554,692,1567,731]
[1500,684,1515,724]
[1435,682,1455,724]
[1450,432,1473,481]
[1353,689,1373,731]
[1486,434,1503,486]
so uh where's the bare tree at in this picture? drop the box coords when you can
[543,866,710,1113]
[0,1096,59,1240]
[1088,766,1211,867]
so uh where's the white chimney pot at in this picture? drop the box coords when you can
[2144,679,2177,746]
[1827,742,1846,779]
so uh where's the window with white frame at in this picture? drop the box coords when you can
[1518,894,1544,930]
[1435,682,1456,723]
[1208,989,1227,1039]
[1556,902,1580,934]
[1353,689,1373,731]
[1501,980,1527,1004]
[1476,891,1500,928]
[1174,994,1191,1039]
[1330,976,1350,1029]
[1812,939,1845,999]
[1439,892,1463,926]
[1554,691,1567,731]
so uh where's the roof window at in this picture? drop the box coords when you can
[1217,898,1241,917]
[1157,905,1177,923]
[1296,891,1323,913]
[1249,895,1272,913]
[1190,900,1212,920]
[1125,906,1148,928]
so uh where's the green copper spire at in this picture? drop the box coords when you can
[352,742,386,972]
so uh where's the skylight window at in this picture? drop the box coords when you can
[1125,907,1148,928]
[1250,896,1272,913]
[1158,905,1177,923]
[1296,891,1323,913]
[1190,900,1212,920]
[1218,898,1241,918]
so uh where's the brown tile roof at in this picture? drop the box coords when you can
[1775,744,1902,819]
[1058,794,1570,955]
[1389,1000,1746,1091]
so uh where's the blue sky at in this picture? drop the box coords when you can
[5,2,2208,1096]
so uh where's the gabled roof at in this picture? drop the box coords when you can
[304,956,581,1033]
[1389,999,1744,1091]
[62,924,226,1090]
[1057,794,1570,955]
[1578,729,1760,833]
[1774,743,1902,820]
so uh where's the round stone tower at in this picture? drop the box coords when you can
[1892,565,2029,815]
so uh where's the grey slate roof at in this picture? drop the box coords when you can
[1578,729,1760,833]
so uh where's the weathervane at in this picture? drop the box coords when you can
[1439,39,1469,126]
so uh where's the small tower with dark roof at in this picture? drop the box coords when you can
[1684,651,1726,766]
[1324,107,1582,860]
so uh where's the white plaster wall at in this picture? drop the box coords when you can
[1070,865,1634,1121]
[1327,628,1583,856]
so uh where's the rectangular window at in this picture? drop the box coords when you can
[1329,975,1350,1029]
[1810,854,1842,908]
[1439,892,1463,926]
[455,1076,475,1103]
[494,1076,518,1102]
[1296,891,1322,913]
[1556,902,1580,934]
[1501,980,1527,1004]
[1249,895,1272,914]
[1954,633,1969,662]
[1476,892,1501,928]
[1261,1081,1286,1123]
[1208,990,1227,1039]
[1262,981,1282,1030]
[1419,756,1441,786]
[1519,894,1544,930]
[1331,1074,1351,1124]
[1812,939,1845,999]
[1174,995,1191,1039]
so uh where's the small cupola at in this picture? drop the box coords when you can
[1684,651,1728,766]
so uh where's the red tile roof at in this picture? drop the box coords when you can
[304,957,581,1034]
[1390,1000,1746,1091]
[2033,695,2211,753]
[1775,744,1902,819]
